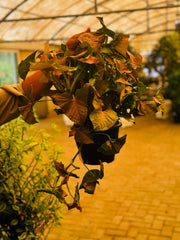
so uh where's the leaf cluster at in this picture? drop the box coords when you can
[18,18,161,145]
[0,118,63,239]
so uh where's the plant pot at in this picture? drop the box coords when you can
[76,124,120,165]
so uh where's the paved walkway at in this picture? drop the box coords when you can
[37,112,180,240]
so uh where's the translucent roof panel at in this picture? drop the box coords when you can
[0,0,179,53]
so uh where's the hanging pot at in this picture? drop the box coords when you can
[76,122,121,165]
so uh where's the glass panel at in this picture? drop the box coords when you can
[0,52,18,87]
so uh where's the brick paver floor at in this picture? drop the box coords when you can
[37,112,180,240]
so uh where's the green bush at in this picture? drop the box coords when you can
[0,118,63,240]
[165,69,180,122]
[0,117,106,240]
[145,32,180,84]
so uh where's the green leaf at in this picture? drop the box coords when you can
[30,61,53,71]
[120,94,136,112]
[80,168,104,194]
[16,229,24,233]
[61,44,67,52]
[136,80,148,96]
[19,232,27,240]
[18,51,37,80]
[0,202,7,212]
[10,219,18,226]
[115,77,132,85]
[56,52,64,57]
[80,41,93,55]
[90,107,118,131]
[97,17,115,39]
[12,205,20,211]
[100,47,113,55]
[89,78,96,86]
[155,87,163,96]
[54,188,67,203]
[81,169,104,182]
[52,63,78,72]
[97,134,127,155]
[69,172,79,178]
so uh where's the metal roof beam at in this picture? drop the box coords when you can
[2,4,180,22]
[94,0,98,13]
[0,28,177,44]
[0,0,29,24]
[48,0,110,41]
[145,0,150,31]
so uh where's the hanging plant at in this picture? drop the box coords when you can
[17,18,163,216]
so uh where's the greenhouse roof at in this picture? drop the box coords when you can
[0,0,180,53]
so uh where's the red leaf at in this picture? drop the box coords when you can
[51,90,88,125]
[18,103,38,124]
[74,128,94,144]
[78,32,105,52]
[44,169,53,188]
[113,35,129,57]
[35,220,47,233]
[79,55,100,64]
[57,186,68,198]
[54,161,66,177]
[127,51,142,69]
[80,181,97,194]
[66,28,91,51]
[114,59,131,74]
[68,202,82,212]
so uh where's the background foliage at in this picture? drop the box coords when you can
[0,118,63,240]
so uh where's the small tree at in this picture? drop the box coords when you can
[145,32,180,87]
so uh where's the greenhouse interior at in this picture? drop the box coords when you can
[0,0,180,240]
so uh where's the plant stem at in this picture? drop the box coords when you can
[83,163,90,171]
[66,182,74,199]
[63,73,70,91]
[66,149,81,171]
[93,132,112,141]
[70,70,82,93]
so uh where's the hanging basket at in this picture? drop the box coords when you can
[76,123,121,165]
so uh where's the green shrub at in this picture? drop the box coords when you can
[0,117,105,240]
[165,69,180,122]
[0,118,63,240]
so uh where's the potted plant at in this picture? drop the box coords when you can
[19,18,161,164]
[17,18,162,201]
